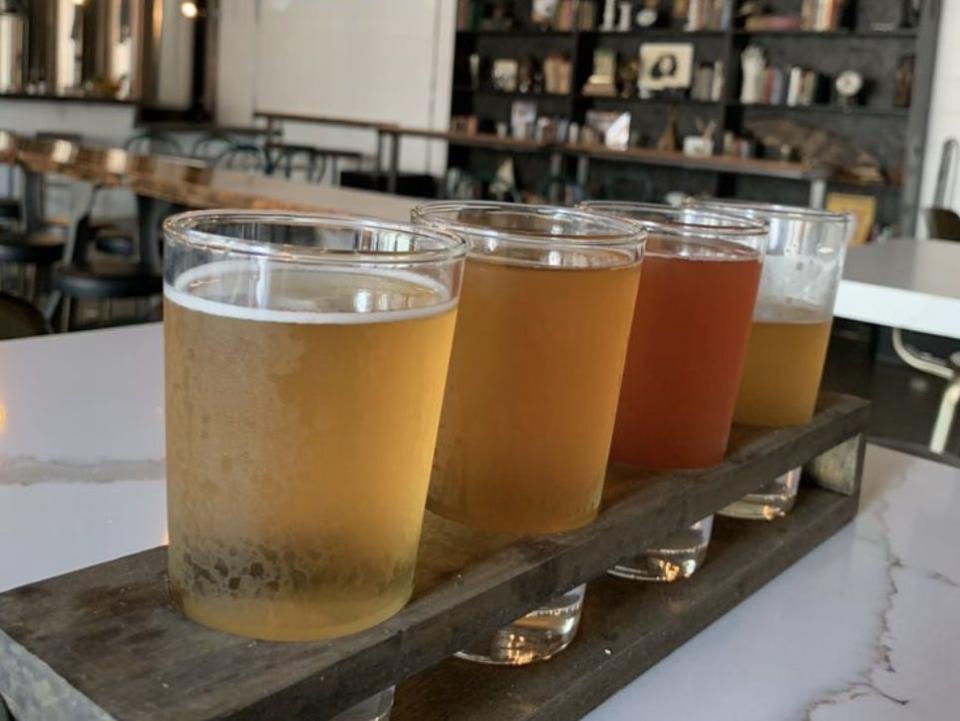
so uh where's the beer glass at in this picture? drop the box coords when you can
[690,200,850,519]
[580,202,765,581]
[163,210,464,647]
[413,201,644,664]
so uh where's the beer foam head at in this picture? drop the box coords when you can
[165,260,454,324]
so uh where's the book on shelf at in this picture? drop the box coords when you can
[543,53,572,95]
[684,0,733,31]
[801,0,846,32]
[691,61,724,101]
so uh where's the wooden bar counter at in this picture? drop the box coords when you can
[0,130,416,223]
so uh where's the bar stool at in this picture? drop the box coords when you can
[0,291,51,339]
[52,195,163,332]
[0,229,65,300]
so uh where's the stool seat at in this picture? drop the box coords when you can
[0,292,50,339]
[0,198,21,220]
[0,231,65,264]
[93,223,136,256]
[54,260,162,299]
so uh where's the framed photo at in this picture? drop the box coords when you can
[826,193,876,247]
[639,43,694,91]
[492,59,519,92]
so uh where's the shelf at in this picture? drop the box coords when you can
[734,28,918,39]
[589,29,727,37]
[453,87,572,99]
[730,102,909,118]
[0,92,138,106]
[578,94,722,108]
[457,29,573,37]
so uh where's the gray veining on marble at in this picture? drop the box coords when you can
[0,456,164,485]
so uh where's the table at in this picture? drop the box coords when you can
[2,324,958,720]
[836,238,960,452]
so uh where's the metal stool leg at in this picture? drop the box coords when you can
[931,375,960,454]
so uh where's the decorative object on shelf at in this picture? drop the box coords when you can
[532,0,559,26]
[578,0,598,29]
[492,59,519,92]
[481,0,516,30]
[826,193,876,246]
[583,48,619,96]
[510,100,538,139]
[618,56,640,98]
[894,55,915,108]
[495,121,509,138]
[745,116,885,184]
[900,0,922,29]
[584,110,632,149]
[834,70,864,107]
[469,53,481,90]
[682,119,716,157]
[543,53,572,94]
[739,45,766,104]
[655,109,680,152]
[639,43,694,91]
[517,57,539,94]
[635,0,660,28]
[457,0,483,31]
[534,116,571,142]
[722,130,755,158]
[600,0,618,30]
[672,0,691,26]
[801,0,846,32]
[618,1,633,31]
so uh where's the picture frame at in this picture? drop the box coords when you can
[639,43,695,91]
[492,58,519,92]
[826,192,876,246]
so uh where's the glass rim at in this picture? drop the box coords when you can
[163,209,468,265]
[686,198,852,227]
[411,200,647,252]
[578,201,768,238]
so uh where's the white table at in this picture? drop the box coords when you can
[836,238,960,339]
[836,238,960,452]
[2,325,960,721]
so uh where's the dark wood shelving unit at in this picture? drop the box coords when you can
[449,0,941,232]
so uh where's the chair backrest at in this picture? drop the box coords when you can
[924,207,960,241]
[270,144,328,183]
[214,145,267,173]
[598,172,655,203]
[124,132,184,157]
[0,292,50,339]
[191,133,237,164]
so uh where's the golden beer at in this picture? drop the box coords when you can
[165,263,457,641]
[429,256,642,535]
[734,307,832,427]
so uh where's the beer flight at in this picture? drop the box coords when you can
[162,199,849,714]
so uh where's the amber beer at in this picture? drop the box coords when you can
[165,259,458,641]
[428,254,641,535]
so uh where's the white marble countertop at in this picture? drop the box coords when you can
[836,238,960,339]
[1,324,959,720]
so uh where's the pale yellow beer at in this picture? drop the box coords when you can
[429,256,642,535]
[734,307,832,427]
[165,262,457,641]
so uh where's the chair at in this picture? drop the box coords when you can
[924,207,960,241]
[0,291,51,339]
[0,229,65,301]
[52,195,163,332]
[214,145,267,173]
[124,132,184,157]
[191,133,239,165]
[269,143,328,183]
[537,175,586,206]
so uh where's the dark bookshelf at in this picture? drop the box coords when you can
[449,0,941,232]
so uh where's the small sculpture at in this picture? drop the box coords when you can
[740,45,766,104]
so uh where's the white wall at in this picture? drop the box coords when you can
[919,1,960,235]
[216,0,456,175]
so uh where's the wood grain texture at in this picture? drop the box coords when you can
[0,131,416,223]
[393,487,858,721]
[0,394,868,721]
